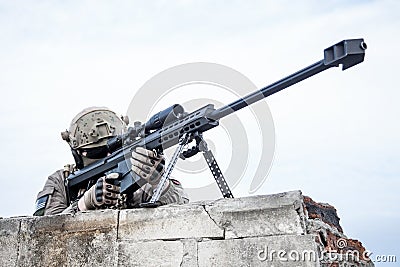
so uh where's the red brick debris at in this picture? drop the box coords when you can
[303,196,370,261]
[303,195,343,233]
[326,232,370,260]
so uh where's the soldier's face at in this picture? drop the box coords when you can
[79,145,111,167]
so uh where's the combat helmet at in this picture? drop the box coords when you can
[61,107,129,168]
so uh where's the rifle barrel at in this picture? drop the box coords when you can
[210,38,366,120]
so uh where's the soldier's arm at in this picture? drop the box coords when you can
[34,170,70,216]
[127,179,189,208]
[156,179,189,205]
[126,147,189,207]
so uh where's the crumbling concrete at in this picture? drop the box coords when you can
[0,191,373,266]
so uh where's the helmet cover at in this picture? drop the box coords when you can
[64,107,126,149]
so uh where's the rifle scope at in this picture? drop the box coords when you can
[106,104,184,153]
[144,104,184,133]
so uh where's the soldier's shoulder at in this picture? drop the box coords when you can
[34,168,64,216]
[47,169,64,181]
[47,163,75,183]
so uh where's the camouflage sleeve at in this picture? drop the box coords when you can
[126,179,189,208]
[157,179,189,205]
[61,201,79,214]
[34,170,69,216]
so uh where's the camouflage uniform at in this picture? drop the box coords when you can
[34,167,188,216]
[34,106,189,216]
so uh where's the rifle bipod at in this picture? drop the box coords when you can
[140,132,233,208]
[182,132,234,199]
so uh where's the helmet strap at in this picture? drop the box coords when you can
[71,148,84,169]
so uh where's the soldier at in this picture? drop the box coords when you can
[34,107,189,216]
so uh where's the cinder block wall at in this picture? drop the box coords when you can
[0,191,373,266]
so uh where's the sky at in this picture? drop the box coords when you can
[0,0,399,265]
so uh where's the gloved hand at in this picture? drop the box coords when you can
[77,173,121,211]
[131,147,165,185]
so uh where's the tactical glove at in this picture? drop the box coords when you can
[131,147,165,185]
[78,173,121,211]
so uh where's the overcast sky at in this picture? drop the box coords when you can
[0,0,398,264]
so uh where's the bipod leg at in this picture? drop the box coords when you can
[197,134,234,198]
[140,133,190,208]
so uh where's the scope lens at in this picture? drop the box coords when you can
[172,104,184,116]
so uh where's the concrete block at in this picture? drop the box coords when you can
[117,240,184,267]
[180,239,198,267]
[0,191,373,267]
[198,235,319,267]
[205,191,306,238]
[118,204,223,241]
[17,210,118,267]
[0,217,21,267]
[205,190,304,210]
